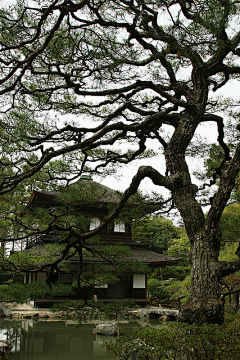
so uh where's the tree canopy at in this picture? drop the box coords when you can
[0,0,240,324]
[132,215,181,254]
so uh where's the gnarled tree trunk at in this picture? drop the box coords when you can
[170,142,240,324]
[178,233,224,325]
[173,183,225,324]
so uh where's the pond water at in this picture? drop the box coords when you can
[0,318,154,359]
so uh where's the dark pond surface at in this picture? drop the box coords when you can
[0,318,155,359]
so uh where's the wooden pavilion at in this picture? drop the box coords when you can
[20,176,181,305]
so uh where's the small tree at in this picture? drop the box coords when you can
[148,278,171,304]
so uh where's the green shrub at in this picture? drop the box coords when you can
[0,282,75,302]
[108,322,240,360]
[160,264,191,281]
[51,300,85,312]
[50,283,75,297]
[103,299,137,320]
[0,282,50,302]
[148,279,171,302]
[167,275,191,303]
[51,300,105,321]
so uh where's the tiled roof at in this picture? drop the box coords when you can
[25,245,181,266]
[125,247,181,265]
[20,178,124,213]
[81,246,181,266]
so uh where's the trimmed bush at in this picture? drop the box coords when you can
[108,319,240,360]
[0,282,50,302]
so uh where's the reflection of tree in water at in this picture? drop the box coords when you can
[0,320,118,360]
[0,319,21,354]
[0,319,146,359]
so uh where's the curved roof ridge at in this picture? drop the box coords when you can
[19,178,123,214]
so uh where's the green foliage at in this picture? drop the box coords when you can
[51,300,86,312]
[201,143,240,202]
[7,243,68,270]
[103,299,137,321]
[149,232,190,282]
[205,144,226,178]
[218,204,240,308]
[0,272,23,284]
[109,319,240,359]
[220,203,240,245]
[78,263,120,288]
[219,242,239,262]
[0,282,50,302]
[147,278,171,302]
[166,275,191,303]
[50,283,74,297]
[51,300,105,321]
[0,282,77,302]
[148,275,191,304]
[163,234,191,279]
[160,265,190,281]
[144,220,190,305]
[51,299,137,321]
[167,235,190,262]
[133,216,181,254]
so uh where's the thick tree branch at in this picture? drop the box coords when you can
[0,111,178,194]
[218,260,240,279]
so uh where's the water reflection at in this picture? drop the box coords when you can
[0,319,147,360]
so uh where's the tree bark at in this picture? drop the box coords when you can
[178,234,224,325]
[166,110,226,324]
[174,187,225,324]
[171,170,226,324]
[233,293,240,312]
